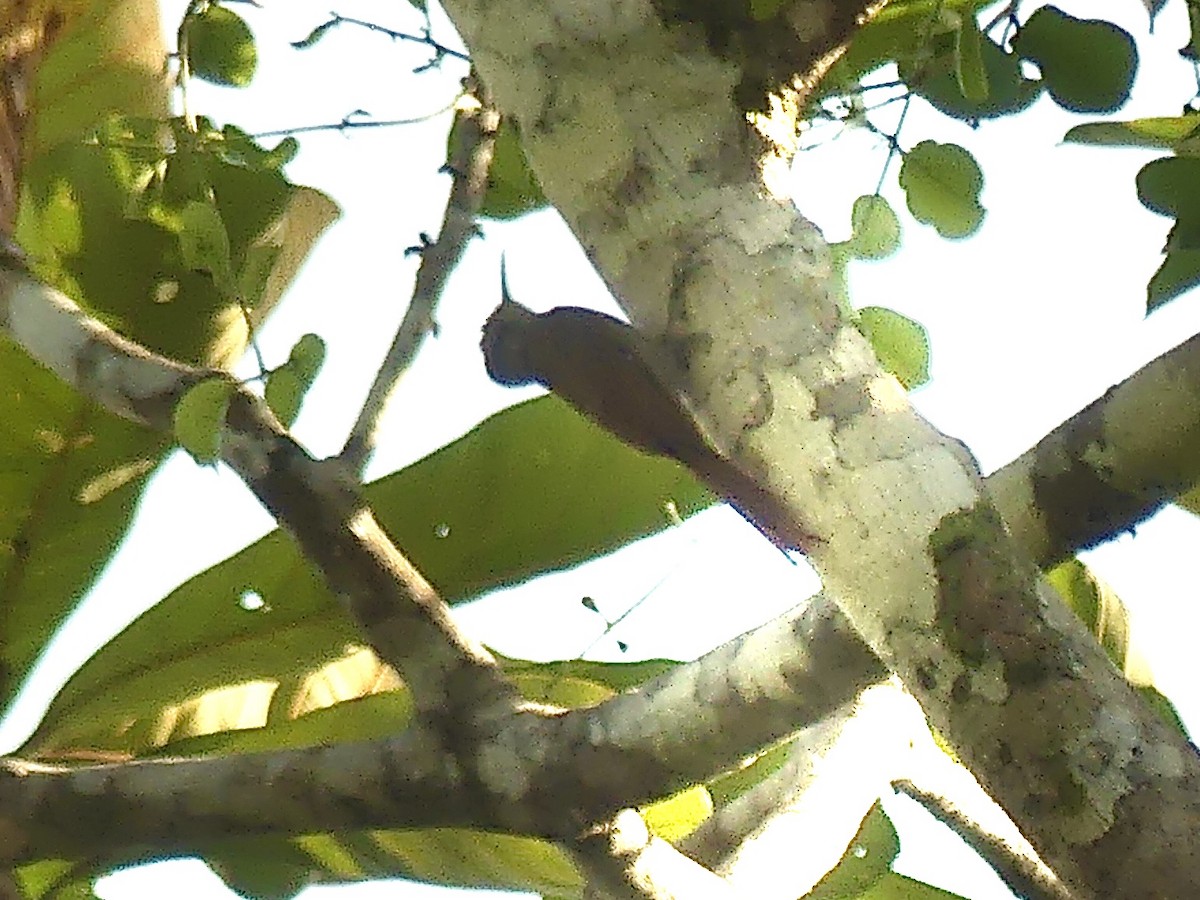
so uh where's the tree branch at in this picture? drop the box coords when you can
[341,71,499,473]
[0,728,479,864]
[441,1,1200,895]
[0,265,514,721]
[895,780,1072,900]
[990,332,1200,568]
[573,810,739,899]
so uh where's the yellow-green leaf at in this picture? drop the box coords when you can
[174,378,235,464]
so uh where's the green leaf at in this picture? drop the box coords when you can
[15,859,98,900]
[455,116,545,220]
[173,378,235,464]
[818,0,992,98]
[290,18,338,50]
[641,785,713,842]
[908,34,1040,120]
[263,367,304,429]
[1064,115,1200,150]
[1135,158,1200,310]
[708,740,794,806]
[499,655,680,696]
[205,828,581,900]
[179,200,235,294]
[287,333,327,381]
[858,873,967,898]
[1047,560,1132,670]
[1147,249,1200,311]
[187,4,258,87]
[856,306,930,389]
[1013,6,1136,113]
[898,141,984,239]
[827,242,854,315]
[265,334,325,427]
[807,804,899,899]
[25,397,714,757]
[748,0,788,20]
[847,194,901,260]
[1136,157,1200,225]
[954,14,988,102]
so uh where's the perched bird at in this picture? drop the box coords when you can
[480,261,816,554]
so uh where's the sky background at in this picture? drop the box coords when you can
[4,0,1200,897]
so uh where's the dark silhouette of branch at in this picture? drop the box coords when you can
[252,107,451,140]
[293,12,470,71]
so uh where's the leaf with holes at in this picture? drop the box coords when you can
[24,397,713,757]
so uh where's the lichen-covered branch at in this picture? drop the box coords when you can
[438,0,1200,894]
[0,729,477,863]
[0,265,513,721]
[990,332,1200,567]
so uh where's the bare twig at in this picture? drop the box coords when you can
[895,780,1073,900]
[296,12,470,70]
[252,106,454,140]
[340,72,499,473]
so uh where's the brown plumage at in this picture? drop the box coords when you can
[480,262,816,554]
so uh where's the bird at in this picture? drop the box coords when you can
[480,259,816,554]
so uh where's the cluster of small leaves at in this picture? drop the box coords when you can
[1061,112,1200,309]
[100,114,299,321]
[175,329,327,464]
[821,4,1139,244]
[67,115,332,458]
[829,194,931,389]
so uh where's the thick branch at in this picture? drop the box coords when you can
[0,266,514,721]
[441,2,1200,896]
[4,254,1200,878]
[0,729,478,863]
[990,332,1200,567]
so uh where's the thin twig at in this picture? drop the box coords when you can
[893,780,1074,900]
[299,12,470,68]
[340,73,499,473]
[251,106,454,140]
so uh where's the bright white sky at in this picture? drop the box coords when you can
[5,0,1200,897]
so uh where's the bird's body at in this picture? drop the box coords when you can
[480,268,815,554]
